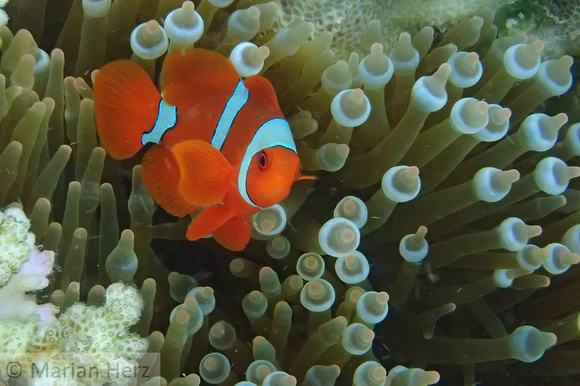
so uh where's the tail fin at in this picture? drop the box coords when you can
[94,60,161,159]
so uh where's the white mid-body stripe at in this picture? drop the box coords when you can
[211,80,249,150]
[238,118,296,208]
[141,99,177,145]
[142,80,296,210]
[141,80,249,148]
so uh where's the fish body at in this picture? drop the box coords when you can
[94,49,301,251]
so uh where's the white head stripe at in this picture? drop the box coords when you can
[238,118,297,208]
[211,80,249,150]
[141,99,177,145]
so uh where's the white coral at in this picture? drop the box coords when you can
[0,206,36,286]
[56,283,147,359]
[0,206,57,327]
[24,283,149,385]
[1,282,149,385]
[0,206,148,386]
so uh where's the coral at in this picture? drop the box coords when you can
[0,0,579,385]
[496,0,580,57]
[1,282,148,385]
[0,207,148,385]
[0,205,56,327]
[54,283,147,357]
[27,283,147,385]
[280,0,512,57]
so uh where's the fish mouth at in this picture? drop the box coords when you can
[295,173,318,182]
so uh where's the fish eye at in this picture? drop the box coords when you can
[257,150,267,170]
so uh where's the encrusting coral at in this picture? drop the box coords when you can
[496,0,580,57]
[0,0,579,384]
[0,205,56,328]
[0,205,148,385]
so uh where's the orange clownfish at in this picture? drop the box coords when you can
[94,48,303,251]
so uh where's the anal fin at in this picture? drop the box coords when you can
[213,215,251,251]
[186,204,234,240]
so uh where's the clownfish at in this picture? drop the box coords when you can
[94,48,306,251]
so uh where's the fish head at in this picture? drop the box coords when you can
[245,146,301,208]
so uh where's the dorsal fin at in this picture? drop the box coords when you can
[243,75,284,115]
[94,60,161,159]
[161,48,240,108]
[141,145,197,217]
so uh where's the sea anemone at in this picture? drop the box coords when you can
[0,0,579,384]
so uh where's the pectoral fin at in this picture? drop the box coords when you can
[171,140,233,207]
